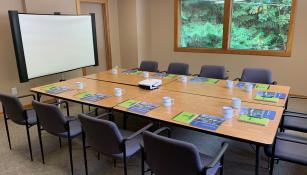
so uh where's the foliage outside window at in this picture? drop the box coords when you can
[175,0,297,57]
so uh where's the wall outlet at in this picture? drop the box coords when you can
[11,87,18,96]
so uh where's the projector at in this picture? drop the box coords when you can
[138,79,162,90]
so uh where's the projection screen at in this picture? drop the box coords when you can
[9,11,98,82]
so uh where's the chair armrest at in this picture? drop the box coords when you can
[84,108,99,116]
[277,134,307,145]
[284,110,307,116]
[283,114,307,119]
[204,142,229,169]
[96,112,112,119]
[233,78,241,81]
[18,94,36,100]
[124,123,154,142]
[153,127,171,137]
[272,81,278,85]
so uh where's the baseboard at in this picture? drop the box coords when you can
[289,93,307,98]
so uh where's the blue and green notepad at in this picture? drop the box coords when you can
[74,92,110,102]
[190,114,225,131]
[41,85,71,94]
[153,73,176,79]
[189,77,219,84]
[172,112,198,123]
[236,82,270,90]
[255,91,286,103]
[122,69,143,75]
[118,100,159,115]
[239,108,276,126]
[172,112,225,131]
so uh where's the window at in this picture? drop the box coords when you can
[174,0,297,57]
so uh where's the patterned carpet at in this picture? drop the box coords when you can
[0,98,306,175]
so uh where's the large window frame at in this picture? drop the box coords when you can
[174,0,297,57]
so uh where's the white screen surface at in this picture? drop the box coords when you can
[18,14,96,79]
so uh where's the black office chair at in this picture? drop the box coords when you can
[280,96,307,132]
[166,62,189,75]
[142,128,228,175]
[79,113,153,175]
[265,132,307,175]
[32,100,82,175]
[139,60,159,72]
[198,65,228,80]
[235,68,277,84]
[0,93,37,161]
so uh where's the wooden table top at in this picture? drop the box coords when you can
[114,89,284,145]
[162,79,290,107]
[84,68,178,86]
[31,77,149,108]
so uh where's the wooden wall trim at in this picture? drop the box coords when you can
[174,0,297,57]
[77,0,113,76]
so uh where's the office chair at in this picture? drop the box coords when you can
[142,128,228,175]
[198,65,228,80]
[166,62,189,75]
[279,96,307,132]
[139,60,159,72]
[0,93,37,161]
[235,68,277,84]
[32,100,82,175]
[265,132,307,175]
[79,113,153,175]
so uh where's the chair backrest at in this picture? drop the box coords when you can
[167,62,189,75]
[143,131,202,175]
[0,93,25,123]
[79,114,124,155]
[32,100,67,134]
[241,68,273,84]
[139,61,159,72]
[199,65,227,79]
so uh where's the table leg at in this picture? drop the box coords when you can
[123,113,127,130]
[255,144,261,175]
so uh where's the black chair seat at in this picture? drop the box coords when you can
[56,118,82,138]
[265,133,307,165]
[200,153,221,175]
[15,109,37,125]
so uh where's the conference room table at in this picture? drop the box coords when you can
[162,78,290,107]
[30,69,291,175]
[84,68,178,86]
[113,89,284,175]
[31,77,149,109]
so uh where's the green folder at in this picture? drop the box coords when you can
[74,92,93,99]
[239,115,269,126]
[205,78,219,85]
[172,112,198,124]
[131,70,143,75]
[165,74,176,79]
[118,100,140,108]
[41,84,57,92]
[255,96,279,103]
[255,84,270,90]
